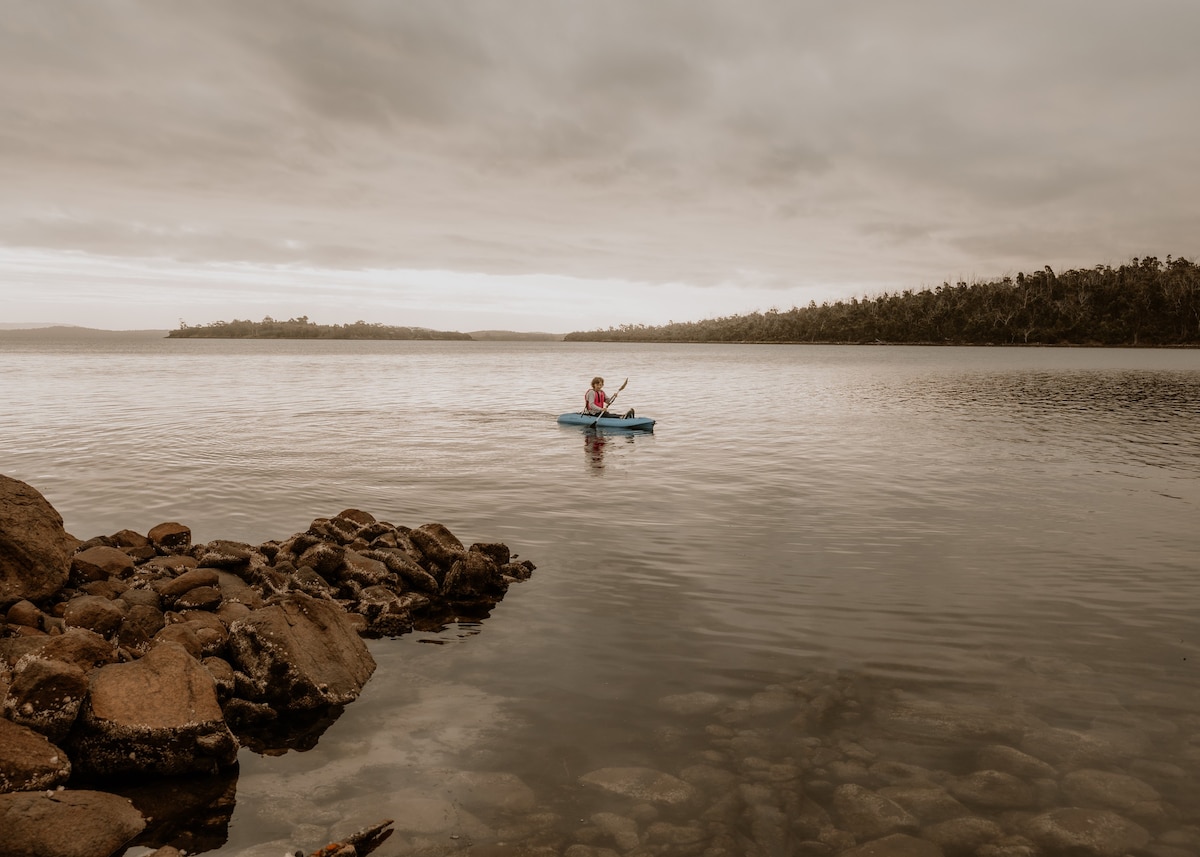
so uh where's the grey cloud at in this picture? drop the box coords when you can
[0,0,1197,297]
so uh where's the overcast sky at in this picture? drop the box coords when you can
[2,1,1198,332]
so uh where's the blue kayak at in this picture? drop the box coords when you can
[557,412,656,431]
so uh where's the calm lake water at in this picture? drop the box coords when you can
[2,336,1199,854]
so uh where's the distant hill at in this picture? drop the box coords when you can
[0,326,168,338]
[467,330,565,341]
[0,322,81,329]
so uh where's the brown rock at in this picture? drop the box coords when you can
[32,626,118,671]
[6,599,44,629]
[337,508,377,527]
[196,539,253,569]
[443,550,507,601]
[0,474,76,607]
[116,602,167,650]
[155,567,220,601]
[154,622,204,659]
[341,550,392,588]
[0,789,145,857]
[71,641,238,776]
[118,587,162,610]
[147,521,191,552]
[63,593,127,637]
[111,528,149,548]
[71,545,135,581]
[214,570,264,608]
[3,654,88,742]
[80,578,129,599]
[364,548,439,593]
[142,554,199,573]
[176,584,223,610]
[297,541,346,577]
[227,591,376,710]
[0,716,71,792]
[471,541,511,566]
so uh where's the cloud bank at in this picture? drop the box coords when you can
[2,1,1197,329]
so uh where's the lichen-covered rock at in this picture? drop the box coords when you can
[70,641,238,777]
[410,522,467,572]
[30,626,119,672]
[297,541,346,578]
[0,474,76,607]
[364,548,440,593]
[0,716,71,792]
[227,591,376,710]
[341,550,393,588]
[196,539,253,569]
[3,654,88,742]
[443,550,507,601]
[0,789,144,857]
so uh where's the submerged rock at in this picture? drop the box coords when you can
[579,767,699,807]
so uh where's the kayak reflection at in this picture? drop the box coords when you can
[572,425,647,472]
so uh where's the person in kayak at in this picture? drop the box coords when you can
[585,377,635,419]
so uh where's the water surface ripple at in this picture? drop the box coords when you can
[2,338,1198,853]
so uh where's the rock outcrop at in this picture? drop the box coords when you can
[0,474,534,857]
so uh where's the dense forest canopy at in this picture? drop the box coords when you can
[168,316,472,340]
[565,256,1200,346]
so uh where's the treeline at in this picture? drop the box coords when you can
[565,256,1200,346]
[168,316,473,341]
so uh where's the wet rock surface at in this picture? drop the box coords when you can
[0,475,533,856]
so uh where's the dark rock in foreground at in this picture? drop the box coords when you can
[0,474,533,856]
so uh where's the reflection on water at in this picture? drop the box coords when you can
[2,339,1199,854]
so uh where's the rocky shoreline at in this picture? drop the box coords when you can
[0,474,532,856]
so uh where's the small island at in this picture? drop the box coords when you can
[168,316,473,341]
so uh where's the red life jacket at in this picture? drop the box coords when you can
[585,389,606,411]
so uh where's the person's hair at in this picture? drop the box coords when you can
[591,376,604,386]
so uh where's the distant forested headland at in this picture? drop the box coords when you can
[565,256,1200,346]
[168,316,473,340]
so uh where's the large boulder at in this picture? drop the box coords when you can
[0,716,72,792]
[227,591,376,710]
[0,474,76,608]
[0,789,144,857]
[70,641,238,777]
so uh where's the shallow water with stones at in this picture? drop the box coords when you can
[1,335,1198,855]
